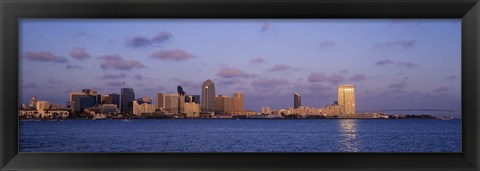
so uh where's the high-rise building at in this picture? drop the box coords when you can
[69,92,97,114]
[29,96,37,109]
[164,94,179,114]
[102,93,120,109]
[215,95,231,114]
[338,84,355,114]
[231,92,245,113]
[294,93,301,109]
[132,97,155,116]
[185,96,200,118]
[156,93,165,110]
[201,79,216,113]
[121,88,135,115]
[177,86,186,114]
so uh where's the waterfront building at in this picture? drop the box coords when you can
[121,88,135,115]
[99,104,119,115]
[156,93,165,110]
[178,86,186,115]
[70,92,97,114]
[185,96,200,118]
[36,101,50,117]
[18,108,39,118]
[164,94,179,114]
[201,79,216,113]
[294,92,301,109]
[261,106,271,114]
[231,92,245,113]
[338,84,355,114]
[215,95,231,114]
[43,109,69,118]
[322,103,344,115]
[29,96,37,109]
[102,93,120,108]
[292,106,305,115]
[133,97,155,116]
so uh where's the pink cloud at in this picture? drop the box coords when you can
[150,49,195,61]
[70,47,90,60]
[98,54,145,70]
[24,51,68,63]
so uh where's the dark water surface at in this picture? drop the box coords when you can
[19,119,461,152]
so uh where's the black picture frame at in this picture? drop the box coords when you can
[1,0,479,170]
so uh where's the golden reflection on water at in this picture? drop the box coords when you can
[338,119,359,152]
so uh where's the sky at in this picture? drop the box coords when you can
[19,19,461,114]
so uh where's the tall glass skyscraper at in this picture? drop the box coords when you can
[201,79,216,113]
[121,88,135,115]
[337,84,355,114]
[294,93,301,109]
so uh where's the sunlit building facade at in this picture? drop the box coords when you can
[231,92,245,113]
[156,93,165,110]
[215,95,231,114]
[164,94,179,114]
[338,84,355,114]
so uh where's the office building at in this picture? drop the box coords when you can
[177,86,186,114]
[102,93,120,109]
[294,92,301,109]
[121,88,135,115]
[70,92,97,114]
[215,95,231,114]
[185,96,200,118]
[164,94,179,114]
[156,93,165,110]
[133,97,155,116]
[231,92,245,113]
[338,84,355,114]
[201,79,216,113]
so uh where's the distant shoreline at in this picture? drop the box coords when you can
[19,117,460,121]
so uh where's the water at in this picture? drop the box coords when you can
[19,119,461,152]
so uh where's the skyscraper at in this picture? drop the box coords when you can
[231,92,245,113]
[177,86,186,115]
[156,93,165,110]
[201,79,215,113]
[294,92,301,109]
[215,95,231,114]
[69,91,96,114]
[121,88,135,115]
[337,84,355,114]
[164,94,179,114]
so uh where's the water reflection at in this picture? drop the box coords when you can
[338,119,359,152]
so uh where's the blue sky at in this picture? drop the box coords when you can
[20,19,461,114]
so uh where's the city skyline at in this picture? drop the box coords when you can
[20,19,461,113]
